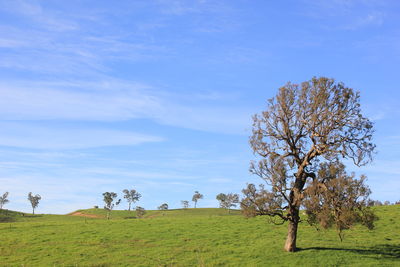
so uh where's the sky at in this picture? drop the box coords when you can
[0,0,399,214]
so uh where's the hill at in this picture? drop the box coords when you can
[0,206,399,266]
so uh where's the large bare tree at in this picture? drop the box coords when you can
[242,77,376,252]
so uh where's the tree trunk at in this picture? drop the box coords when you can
[194,201,197,208]
[128,203,131,211]
[284,219,298,252]
[32,208,35,215]
[284,208,300,252]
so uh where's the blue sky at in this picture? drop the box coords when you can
[0,0,399,214]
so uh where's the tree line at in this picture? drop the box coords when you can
[100,189,242,219]
[0,189,397,218]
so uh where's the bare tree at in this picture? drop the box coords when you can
[243,77,376,252]
[192,191,203,208]
[103,192,121,220]
[122,189,141,211]
[0,192,9,210]
[135,206,146,218]
[181,200,189,209]
[216,193,239,213]
[28,192,41,214]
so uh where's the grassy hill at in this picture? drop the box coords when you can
[0,206,399,266]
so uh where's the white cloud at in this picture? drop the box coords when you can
[0,80,161,121]
[81,167,200,181]
[0,79,252,135]
[301,0,386,30]
[359,159,400,176]
[0,122,163,149]
[343,12,384,30]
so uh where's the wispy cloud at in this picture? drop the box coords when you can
[0,122,164,150]
[343,12,384,30]
[0,78,252,135]
[1,0,80,32]
[0,80,161,121]
[0,0,251,135]
[301,0,386,30]
[0,26,165,76]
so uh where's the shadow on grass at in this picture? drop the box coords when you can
[298,244,400,259]
[123,216,138,219]
[0,216,16,222]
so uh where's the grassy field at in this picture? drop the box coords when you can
[0,206,399,266]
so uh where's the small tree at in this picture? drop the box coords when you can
[181,200,190,209]
[122,189,141,211]
[383,201,391,206]
[28,192,41,214]
[216,193,239,213]
[372,200,383,206]
[244,77,376,252]
[0,192,9,210]
[158,203,168,210]
[103,192,121,220]
[135,206,146,218]
[192,191,203,208]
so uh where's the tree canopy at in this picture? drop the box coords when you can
[0,192,9,210]
[122,189,141,211]
[103,192,120,219]
[216,193,239,212]
[192,191,203,208]
[158,203,168,210]
[28,192,41,215]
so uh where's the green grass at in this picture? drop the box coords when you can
[0,206,399,266]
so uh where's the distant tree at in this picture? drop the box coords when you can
[122,189,141,211]
[243,77,376,252]
[216,193,226,207]
[0,192,9,210]
[395,200,400,205]
[158,203,168,210]
[135,206,146,218]
[103,192,121,220]
[384,200,391,206]
[372,200,383,206]
[192,191,203,208]
[28,192,41,214]
[181,200,189,209]
[216,193,239,213]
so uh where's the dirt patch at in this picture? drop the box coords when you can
[69,211,103,218]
